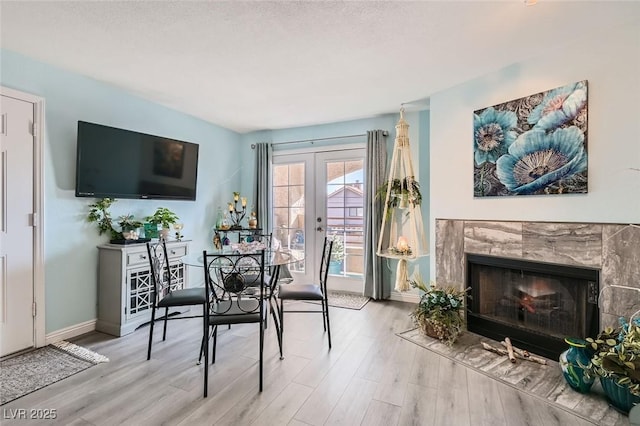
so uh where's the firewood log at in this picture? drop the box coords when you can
[504,337,516,363]
[481,342,548,365]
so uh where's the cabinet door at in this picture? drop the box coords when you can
[126,265,153,321]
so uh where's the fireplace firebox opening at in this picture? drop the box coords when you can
[466,254,600,360]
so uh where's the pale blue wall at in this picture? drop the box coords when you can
[0,49,432,333]
[1,49,242,333]
[429,22,640,281]
[240,112,431,297]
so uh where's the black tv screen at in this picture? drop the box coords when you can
[75,121,199,200]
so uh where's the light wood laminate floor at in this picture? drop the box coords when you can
[2,300,623,425]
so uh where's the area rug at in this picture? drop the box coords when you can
[397,328,625,425]
[0,341,109,405]
[304,291,370,310]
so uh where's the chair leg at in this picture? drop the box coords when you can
[321,299,327,331]
[147,305,157,360]
[324,297,332,350]
[259,320,264,392]
[203,306,209,398]
[212,325,218,364]
[270,303,282,358]
[278,298,285,360]
[162,307,169,341]
[198,335,205,365]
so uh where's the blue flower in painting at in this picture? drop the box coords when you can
[474,107,518,165]
[495,127,587,194]
[528,81,587,131]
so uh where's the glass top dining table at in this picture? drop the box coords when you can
[181,245,304,269]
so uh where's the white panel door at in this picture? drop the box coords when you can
[0,94,35,356]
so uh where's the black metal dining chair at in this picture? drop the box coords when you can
[276,236,333,359]
[146,240,208,361]
[200,249,281,396]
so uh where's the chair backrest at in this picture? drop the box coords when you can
[146,240,173,301]
[202,250,267,314]
[319,237,334,292]
[245,231,272,248]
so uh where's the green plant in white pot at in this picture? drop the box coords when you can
[145,207,179,240]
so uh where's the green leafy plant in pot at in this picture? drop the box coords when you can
[118,214,143,240]
[376,176,422,220]
[584,318,640,413]
[145,207,179,240]
[87,198,120,240]
[410,277,468,346]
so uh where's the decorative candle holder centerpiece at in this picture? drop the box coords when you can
[227,192,248,229]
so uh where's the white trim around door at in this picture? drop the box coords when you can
[1,86,46,349]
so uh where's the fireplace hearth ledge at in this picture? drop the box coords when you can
[397,327,626,425]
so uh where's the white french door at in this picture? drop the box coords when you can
[272,146,366,293]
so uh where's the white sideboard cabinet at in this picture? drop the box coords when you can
[96,240,190,336]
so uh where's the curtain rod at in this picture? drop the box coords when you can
[251,131,388,149]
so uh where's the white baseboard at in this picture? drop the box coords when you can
[45,319,97,345]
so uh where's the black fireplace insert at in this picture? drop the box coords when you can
[466,254,600,359]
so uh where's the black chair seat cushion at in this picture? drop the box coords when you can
[157,287,207,307]
[209,299,263,325]
[278,284,324,301]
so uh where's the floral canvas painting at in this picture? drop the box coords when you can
[473,80,588,197]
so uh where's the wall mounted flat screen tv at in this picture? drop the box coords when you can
[75,121,199,200]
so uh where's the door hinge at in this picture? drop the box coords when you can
[30,212,38,227]
[31,121,38,137]
[32,301,37,317]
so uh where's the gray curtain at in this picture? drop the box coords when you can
[363,130,388,299]
[254,143,271,234]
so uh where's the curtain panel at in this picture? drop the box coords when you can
[254,143,271,234]
[363,130,388,299]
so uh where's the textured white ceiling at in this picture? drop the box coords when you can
[1,1,639,133]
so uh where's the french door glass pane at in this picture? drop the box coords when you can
[272,163,305,273]
[325,159,365,277]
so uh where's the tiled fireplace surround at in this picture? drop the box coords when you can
[435,219,640,334]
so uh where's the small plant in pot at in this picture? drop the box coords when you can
[118,214,143,240]
[145,207,179,240]
[410,277,468,346]
[376,176,422,220]
[584,317,640,413]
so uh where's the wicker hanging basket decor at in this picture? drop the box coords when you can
[376,108,428,291]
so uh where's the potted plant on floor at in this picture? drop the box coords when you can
[145,207,179,240]
[410,277,467,346]
[584,317,640,413]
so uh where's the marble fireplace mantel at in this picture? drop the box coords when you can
[435,219,640,328]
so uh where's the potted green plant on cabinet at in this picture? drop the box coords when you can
[87,198,121,240]
[145,207,179,240]
[118,214,143,240]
